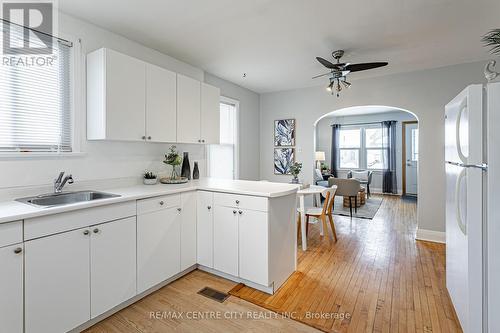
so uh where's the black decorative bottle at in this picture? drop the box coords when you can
[181,152,191,179]
[193,162,200,180]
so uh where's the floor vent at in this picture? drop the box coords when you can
[197,287,230,303]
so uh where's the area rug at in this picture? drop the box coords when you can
[332,195,383,219]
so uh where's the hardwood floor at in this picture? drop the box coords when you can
[230,195,462,333]
[84,269,317,333]
[86,195,460,333]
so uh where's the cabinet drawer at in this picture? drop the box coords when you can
[0,220,23,248]
[137,194,181,215]
[213,193,268,212]
[24,202,136,241]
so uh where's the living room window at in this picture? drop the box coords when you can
[338,125,386,170]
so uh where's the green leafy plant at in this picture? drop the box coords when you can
[482,29,500,55]
[143,171,157,179]
[290,162,302,180]
[163,146,182,179]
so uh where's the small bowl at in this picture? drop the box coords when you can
[143,178,158,185]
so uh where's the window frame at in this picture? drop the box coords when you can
[337,124,386,171]
[0,33,83,158]
[338,127,361,169]
[206,96,239,180]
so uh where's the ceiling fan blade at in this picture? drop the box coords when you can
[316,57,337,69]
[344,62,388,72]
[312,72,332,79]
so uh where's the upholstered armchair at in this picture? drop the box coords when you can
[314,169,329,187]
[347,170,373,197]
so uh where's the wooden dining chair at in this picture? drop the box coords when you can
[297,186,338,242]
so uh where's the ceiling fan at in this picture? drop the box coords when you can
[313,50,388,97]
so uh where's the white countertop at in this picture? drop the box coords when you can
[0,179,299,224]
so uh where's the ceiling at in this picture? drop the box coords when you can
[59,0,500,93]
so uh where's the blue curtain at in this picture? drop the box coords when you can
[382,121,397,194]
[330,124,341,177]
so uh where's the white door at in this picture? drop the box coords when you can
[405,123,418,195]
[197,191,214,268]
[0,244,23,333]
[213,206,239,276]
[137,207,181,293]
[25,228,91,333]
[201,83,220,144]
[146,64,177,143]
[180,192,197,271]
[177,74,201,143]
[90,217,137,318]
[239,209,269,286]
[105,49,146,141]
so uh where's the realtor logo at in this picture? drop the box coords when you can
[1,1,54,55]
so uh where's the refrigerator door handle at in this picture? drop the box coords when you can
[456,104,468,164]
[455,168,467,236]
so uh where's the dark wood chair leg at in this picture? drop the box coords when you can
[368,184,371,197]
[349,197,353,218]
[355,196,358,213]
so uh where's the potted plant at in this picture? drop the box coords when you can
[290,162,303,184]
[143,171,157,185]
[163,145,183,180]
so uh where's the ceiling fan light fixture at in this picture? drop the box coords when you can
[326,81,334,92]
[341,80,351,89]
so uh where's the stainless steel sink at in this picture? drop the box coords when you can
[16,191,120,208]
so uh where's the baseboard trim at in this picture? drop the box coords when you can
[416,228,446,244]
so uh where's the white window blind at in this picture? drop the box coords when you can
[0,20,73,152]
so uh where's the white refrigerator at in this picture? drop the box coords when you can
[445,82,500,333]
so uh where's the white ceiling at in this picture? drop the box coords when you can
[60,0,500,93]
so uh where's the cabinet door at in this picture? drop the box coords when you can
[201,83,220,144]
[177,74,201,143]
[25,228,90,333]
[181,192,197,270]
[137,207,181,293]
[197,191,214,267]
[146,64,177,143]
[239,210,269,286]
[106,49,146,141]
[90,217,137,318]
[0,244,23,333]
[213,206,239,276]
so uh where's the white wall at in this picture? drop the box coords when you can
[260,61,487,233]
[315,110,417,193]
[204,73,260,180]
[0,12,260,194]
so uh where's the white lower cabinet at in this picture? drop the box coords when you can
[180,192,197,270]
[90,217,137,318]
[213,206,239,276]
[25,227,91,333]
[0,243,23,333]
[238,210,269,286]
[137,204,181,293]
[197,191,214,268]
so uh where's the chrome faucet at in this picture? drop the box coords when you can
[54,171,74,193]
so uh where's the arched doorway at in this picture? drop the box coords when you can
[312,105,419,216]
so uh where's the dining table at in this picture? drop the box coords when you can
[297,185,325,251]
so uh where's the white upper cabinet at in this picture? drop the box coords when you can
[146,64,177,143]
[87,48,146,141]
[201,83,221,144]
[177,74,201,143]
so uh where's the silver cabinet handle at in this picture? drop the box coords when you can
[83,230,90,236]
[207,206,212,210]
[238,210,243,215]
[233,210,237,215]
[147,136,152,140]
[177,208,182,212]
[14,247,22,254]
[93,228,99,234]
[235,200,240,204]
[198,139,201,143]
[159,201,164,206]
[201,139,205,143]
[142,136,146,140]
